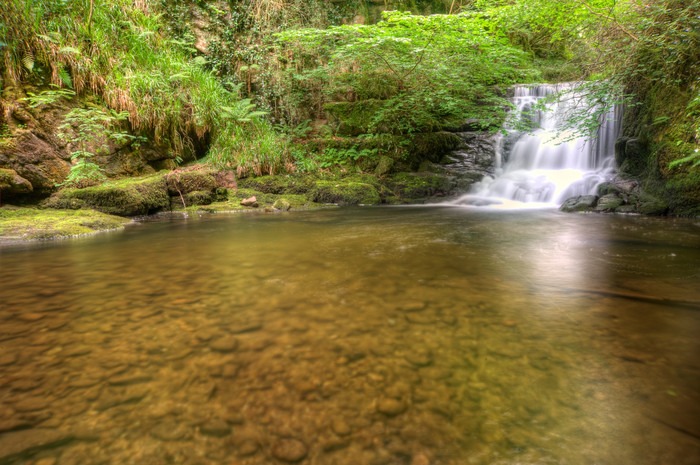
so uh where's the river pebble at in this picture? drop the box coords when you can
[210,336,239,353]
[377,398,407,417]
[272,438,308,462]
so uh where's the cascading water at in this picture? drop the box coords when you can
[451,82,622,209]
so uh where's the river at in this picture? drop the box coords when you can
[1,207,699,464]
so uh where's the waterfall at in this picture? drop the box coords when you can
[451,82,622,209]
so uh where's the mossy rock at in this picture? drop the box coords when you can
[0,207,129,241]
[165,171,217,196]
[273,198,292,211]
[44,176,169,216]
[386,172,453,200]
[237,175,314,195]
[307,181,381,205]
[560,195,598,212]
[0,168,33,194]
[185,190,214,206]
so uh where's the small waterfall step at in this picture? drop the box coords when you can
[450,82,622,209]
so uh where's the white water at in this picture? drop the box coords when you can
[451,83,622,209]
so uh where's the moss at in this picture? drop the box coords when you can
[307,181,381,205]
[44,175,169,216]
[0,168,33,194]
[165,171,217,196]
[237,175,314,195]
[0,207,129,241]
[385,172,453,200]
[184,188,319,213]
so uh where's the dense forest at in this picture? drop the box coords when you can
[0,0,698,224]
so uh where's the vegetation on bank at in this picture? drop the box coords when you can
[0,0,698,215]
[0,206,129,240]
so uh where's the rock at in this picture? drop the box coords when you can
[637,192,668,215]
[241,196,258,207]
[331,418,351,437]
[271,438,308,462]
[308,181,381,205]
[0,353,18,366]
[231,436,259,456]
[594,193,623,212]
[95,386,147,411]
[230,320,263,334]
[0,429,73,462]
[221,364,240,378]
[398,302,426,313]
[273,198,291,211]
[210,336,239,353]
[560,195,598,212]
[374,157,394,176]
[376,398,407,417]
[165,171,217,195]
[200,418,231,437]
[0,168,33,194]
[322,438,350,452]
[13,397,50,412]
[411,453,431,465]
[405,349,433,367]
[150,421,190,441]
[0,131,70,196]
[108,372,152,386]
[44,176,169,217]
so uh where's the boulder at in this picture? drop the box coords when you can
[44,176,169,216]
[594,193,623,212]
[0,168,33,194]
[308,181,381,205]
[560,195,598,212]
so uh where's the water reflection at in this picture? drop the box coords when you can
[0,208,699,465]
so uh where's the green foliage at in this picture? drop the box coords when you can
[277,11,538,134]
[56,107,141,187]
[206,120,291,177]
[317,146,378,169]
[21,87,75,107]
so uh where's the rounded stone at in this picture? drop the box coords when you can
[200,418,231,437]
[331,418,351,436]
[376,398,406,417]
[271,438,307,462]
[237,438,259,456]
[210,336,239,353]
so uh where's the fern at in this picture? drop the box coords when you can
[57,67,73,88]
[21,52,34,72]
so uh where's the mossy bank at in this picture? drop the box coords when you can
[1,167,461,240]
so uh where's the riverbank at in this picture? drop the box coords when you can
[1,167,461,241]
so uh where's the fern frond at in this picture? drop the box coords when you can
[21,53,34,72]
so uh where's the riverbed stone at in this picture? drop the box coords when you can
[200,418,231,437]
[0,428,73,462]
[151,421,190,441]
[0,353,18,366]
[271,438,308,462]
[377,398,407,417]
[331,418,351,436]
[13,397,50,412]
[210,336,239,352]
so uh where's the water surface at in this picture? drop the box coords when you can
[1,207,699,464]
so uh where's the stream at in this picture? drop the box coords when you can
[1,207,699,464]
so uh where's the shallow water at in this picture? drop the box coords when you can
[1,207,699,465]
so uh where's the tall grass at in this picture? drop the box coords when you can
[0,0,289,175]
